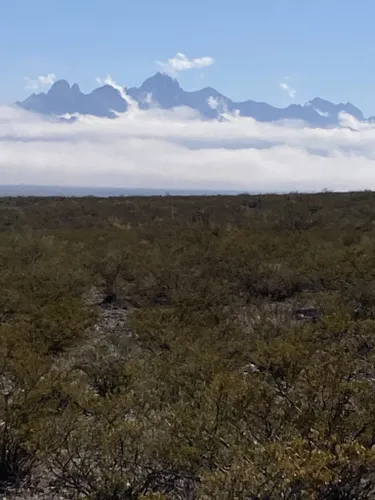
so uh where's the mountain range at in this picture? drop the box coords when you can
[17,72,371,127]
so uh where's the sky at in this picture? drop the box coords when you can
[2,0,375,192]
[2,0,375,113]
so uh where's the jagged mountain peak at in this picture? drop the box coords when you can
[48,79,71,95]
[140,72,182,93]
[17,74,368,126]
[307,97,332,106]
[91,84,122,96]
[71,83,81,93]
[305,96,363,121]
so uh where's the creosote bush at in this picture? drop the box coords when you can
[3,192,375,498]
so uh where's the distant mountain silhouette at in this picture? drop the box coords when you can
[18,80,127,117]
[17,72,367,126]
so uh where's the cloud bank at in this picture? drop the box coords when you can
[156,53,214,76]
[1,92,375,192]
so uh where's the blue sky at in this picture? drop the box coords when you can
[2,0,375,113]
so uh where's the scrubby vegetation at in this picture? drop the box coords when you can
[2,191,375,498]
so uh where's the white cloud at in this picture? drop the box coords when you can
[24,73,56,91]
[280,77,296,99]
[207,96,240,120]
[315,109,329,117]
[207,96,220,110]
[1,103,375,192]
[156,53,214,75]
[140,92,156,107]
[96,75,138,111]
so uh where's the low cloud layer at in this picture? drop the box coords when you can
[156,53,214,76]
[1,97,375,192]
